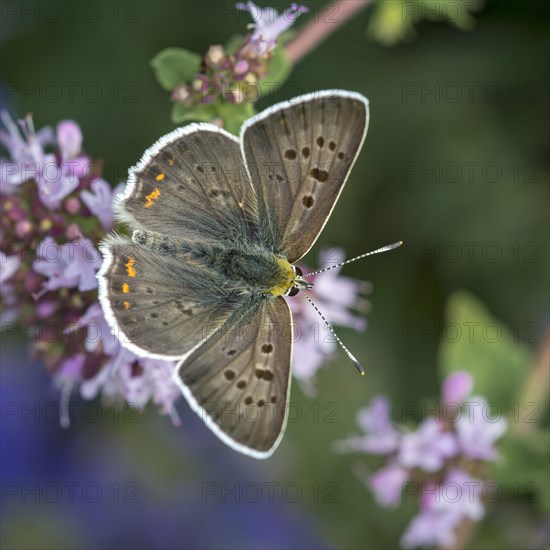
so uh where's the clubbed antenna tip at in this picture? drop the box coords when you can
[303,240,404,278]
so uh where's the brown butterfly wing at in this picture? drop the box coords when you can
[175,297,292,458]
[240,90,369,261]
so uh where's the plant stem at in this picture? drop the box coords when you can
[285,0,372,65]
[438,518,475,550]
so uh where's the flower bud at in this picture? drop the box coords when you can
[207,45,225,65]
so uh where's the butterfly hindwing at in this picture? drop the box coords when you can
[117,124,260,246]
[241,90,369,261]
[176,297,292,458]
[97,235,243,359]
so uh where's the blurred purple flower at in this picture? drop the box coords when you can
[0,110,54,192]
[310,248,371,330]
[36,152,81,210]
[81,179,124,229]
[0,251,20,285]
[77,303,119,355]
[287,248,370,389]
[1,109,179,425]
[0,252,19,324]
[335,396,401,454]
[55,353,86,427]
[398,419,458,472]
[344,373,505,547]
[0,112,91,208]
[80,346,180,425]
[401,469,484,548]
[443,370,473,404]
[434,469,485,521]
[70,303,181,423]
[33,236,101,295]
[456,396,507,460]
[56,120,83,160]
[237,1,308,56]
[369,463,409,508]
[400,504,461,549]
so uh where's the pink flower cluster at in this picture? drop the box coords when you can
[172,2,308,106]
[0,112,179,423]
[335,372,507,548]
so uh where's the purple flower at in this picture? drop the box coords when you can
[456,396,507,461]
[79,346,132,401]
[0,112,90,208]
[37,152,81,209]
[0,252,21,323]
[0,251,20,285]
[76,303,119,356]
[442,371,473,405]
[80,346,180,425]
[33,236,102,295]
[433,469,485,521]
[127,357,181,423]
[56,120,83,160]
[308,248,370,330]
[55,353,86,428]
[237,2,308,56]
[81,179,124,229]
[398,418,458,472]
[400,505,461,549]
[74,303,180,423]
[287,248,369,388]
[369,463,409,508]
[0,110,54,191]
[401,469,485,548]
[335,396,401,454]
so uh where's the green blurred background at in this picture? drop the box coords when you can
[1,1,548,548]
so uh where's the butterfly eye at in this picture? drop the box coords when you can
[294,266,303,276]
[288,286,300,297]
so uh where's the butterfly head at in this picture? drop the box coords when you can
[285,265,313,297]
[267,257,313,297]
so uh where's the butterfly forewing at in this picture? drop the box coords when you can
[241,91,369,261]
[98,236,243,359]
[176,297,292,458]
[118,124,260,246]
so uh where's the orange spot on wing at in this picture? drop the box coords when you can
[144,188,161,208]
[155,173,165,182]
[122,282,130,293]
[123,301,131,310]
[125,257,136,277]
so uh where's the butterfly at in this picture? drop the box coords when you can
[98,90,373,458]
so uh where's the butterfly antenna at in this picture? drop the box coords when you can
[302,292,365,376]
[303,241,403,278]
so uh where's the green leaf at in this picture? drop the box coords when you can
[492,430,550,516]
[439,290,533,405]
[171,103,216,124]
[215,102,255,135]
[151,48,202,91]
[258,45,292,96]
[171,102,255,135]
